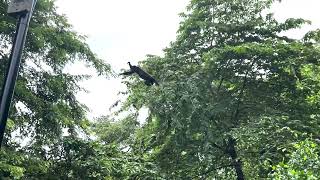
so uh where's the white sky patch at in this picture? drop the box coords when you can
[271,0,320,39]
[55,0,189,119]
[55,0,320,119]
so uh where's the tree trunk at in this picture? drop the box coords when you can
[226,138,245,180]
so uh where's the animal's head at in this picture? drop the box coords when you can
[127,62,132,66]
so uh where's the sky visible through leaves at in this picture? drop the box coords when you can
[56,0,320,119]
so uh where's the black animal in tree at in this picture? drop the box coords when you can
[121,62,159,86]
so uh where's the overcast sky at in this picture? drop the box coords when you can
[55,0,320,119]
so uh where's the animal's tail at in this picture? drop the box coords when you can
[120,71,134,75]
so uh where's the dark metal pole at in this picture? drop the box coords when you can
[0,0,37,148]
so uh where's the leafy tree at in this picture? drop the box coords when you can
[121,0,320,179]
[91,115,139,147]
[2,0,320,179]
[90,116,162,179]
[271,139,320,179]
[0,0,111,178]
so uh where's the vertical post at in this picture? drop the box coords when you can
[0,0,37,148]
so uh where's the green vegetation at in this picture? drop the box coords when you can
[1,0,320,179]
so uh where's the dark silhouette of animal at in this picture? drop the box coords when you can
[120,62,159,86]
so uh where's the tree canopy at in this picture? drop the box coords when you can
[120,0,320,179]
[0,0,112,178]
[1,0,320,179]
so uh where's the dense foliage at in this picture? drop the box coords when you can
[0,0,112,178]
[272,139,320,179]
[120,0,320,179]
[1,0,320,179]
